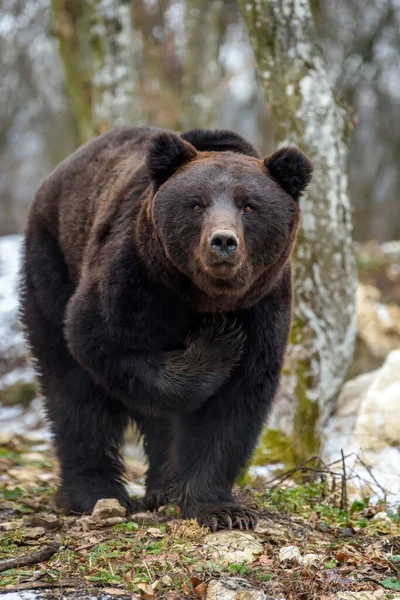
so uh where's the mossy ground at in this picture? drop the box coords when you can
[0,435,399,599]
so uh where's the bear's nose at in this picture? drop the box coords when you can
[209,230,239,257]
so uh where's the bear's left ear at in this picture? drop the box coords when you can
[264,147,313,201]
[148,132,197,189]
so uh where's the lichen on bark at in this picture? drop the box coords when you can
[180,0,226,130]
[238,0,357,465]
[51,0,143,141]
[51,0,94,142]
[89,0,142,131]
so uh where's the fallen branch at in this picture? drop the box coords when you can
[0,540,60,573]
[0,578,87,593]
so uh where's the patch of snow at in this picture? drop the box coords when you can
[0,234,27,370]
[0,398,49,437]
[0,366,36,389]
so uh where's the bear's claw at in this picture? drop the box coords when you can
[196,505,259,532]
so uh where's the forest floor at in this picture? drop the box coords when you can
[0,434,400,600]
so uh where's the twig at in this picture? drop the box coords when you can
[0,541,60,573]
[340,449,348,512]
[266,456,321,488]
[0,578,87,593]
[357,454,388,502]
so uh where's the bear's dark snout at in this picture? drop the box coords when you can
[209,230,239,258]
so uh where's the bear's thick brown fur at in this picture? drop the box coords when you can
[20,126,312,530]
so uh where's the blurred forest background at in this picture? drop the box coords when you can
[1,0,400,241]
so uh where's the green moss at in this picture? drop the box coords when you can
[289,317,306,345]
[51,0,94,143]
[252,428,296,468]
[292,362,320,463]
[247,359,320,479]
[0,381,37,407]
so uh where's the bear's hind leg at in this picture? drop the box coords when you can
[134,414,179,511]
[20,233,135,514]
[31,306,133,513]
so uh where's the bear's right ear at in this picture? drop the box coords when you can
[148,132,197,189]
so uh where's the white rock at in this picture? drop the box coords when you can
[335,370,377,417]
[301,553,321,566]
[204,531,263,564]
[91,498,126,520]
[278,545,302,563]
[22,527,46,539]
[131,512,155,523]
[356,283,400,362]
[206,578,268,600]
[335,591,385,600]
[371,511,391,523]
[354,349,400,450]
[254,519,290,543]
[323,349,400,503]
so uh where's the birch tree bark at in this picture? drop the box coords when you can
[238,0,357,464]
[180,0,227,129]
[51,0,142,142]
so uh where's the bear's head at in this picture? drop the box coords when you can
[140,129,312,311]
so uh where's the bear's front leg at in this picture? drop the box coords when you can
[174,289,291,530]
[174,392,266,531]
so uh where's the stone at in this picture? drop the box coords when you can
[335,370,377,417]
[334,591,385,600]
[0,431,13,445]
[301,553,321,566]
[101,516,126,527]
[204,531,263,564]
[30,513,61,530]
[206,578,269,600]
[371,511,391,523]
[354,349,400,450]
[131,512,155,523]
[91,498,126,520]
[22,526,46,539]
[355,283,400,371]
[254,519,291,544]
[161,575,173,586]
[20,452,45,462]
[323,349,400,503]
[76,516,97,531]
[278,545,302,563]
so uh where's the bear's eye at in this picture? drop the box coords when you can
[243,204,253,214]
[193,204,202,213]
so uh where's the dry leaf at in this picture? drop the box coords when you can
[335,550,352,564]
[258,554,274,566]
[103,588,129,597]
[191,577,203,589]
[138,582,154,598]
[147,527,164,538]
[194,582,207,599]
[181,582,191,595]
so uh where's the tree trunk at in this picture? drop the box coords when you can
[51,0,142,142]
[180,0,227,129]
[51,0,93,142]
[238,0,357,466]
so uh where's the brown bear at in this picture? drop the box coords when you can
[20,126,312,530]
